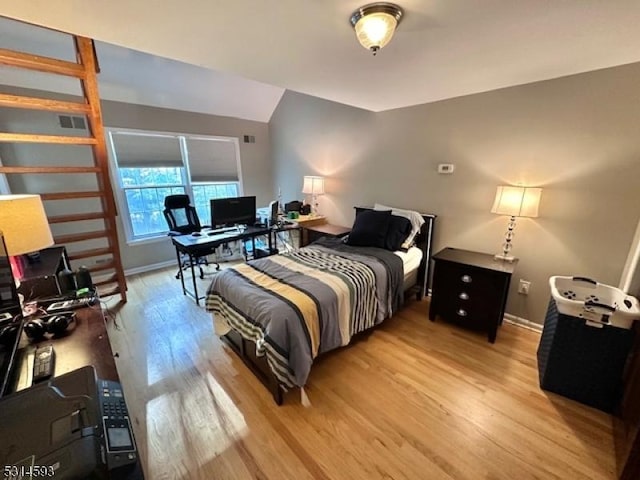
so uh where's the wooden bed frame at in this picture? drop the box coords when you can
[221,207,437,405]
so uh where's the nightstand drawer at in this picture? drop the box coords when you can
[438,300,493,330]
[434,261,502,299]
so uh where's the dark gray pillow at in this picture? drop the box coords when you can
[385,215,412,251]
[346,210,392,248]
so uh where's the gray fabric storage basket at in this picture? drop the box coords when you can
[537,299,635,412]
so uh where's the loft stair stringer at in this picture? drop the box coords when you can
[0,32,127,302]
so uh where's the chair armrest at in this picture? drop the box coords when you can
[167,230,182,237]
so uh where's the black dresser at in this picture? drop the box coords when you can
[429,248,518,343]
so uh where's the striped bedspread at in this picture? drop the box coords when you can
[205,238,404,388]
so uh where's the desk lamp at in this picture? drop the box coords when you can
[491,186,542,262]
[302,176,325,216]
[0,194,54,283]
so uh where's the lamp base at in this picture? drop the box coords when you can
[494,253,516,262]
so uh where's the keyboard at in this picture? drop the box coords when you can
[209,226,240,234]
[46,297,94,313]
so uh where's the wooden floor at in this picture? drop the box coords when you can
[104,266,617,480]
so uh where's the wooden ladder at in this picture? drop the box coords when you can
[0,36,127,302]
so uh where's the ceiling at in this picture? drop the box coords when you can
[0,17,284,123]
[2,1,640,119]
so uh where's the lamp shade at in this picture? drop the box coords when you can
[491,186,542,218]
[302,176,325,195]
[0,194,54,255]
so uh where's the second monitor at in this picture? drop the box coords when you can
[210,196,256,228]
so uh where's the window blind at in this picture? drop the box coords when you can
[186,138,239,182]
[111,133,183,168]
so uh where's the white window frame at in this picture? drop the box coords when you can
[106,127,244,245]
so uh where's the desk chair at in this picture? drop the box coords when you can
[163,194,218,279]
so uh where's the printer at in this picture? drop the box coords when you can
[0,366,139,479]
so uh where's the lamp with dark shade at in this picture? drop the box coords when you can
[491,186,542,262]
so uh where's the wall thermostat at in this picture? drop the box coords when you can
[438,164,455,174]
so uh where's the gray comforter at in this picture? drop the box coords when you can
[205,238,404,388]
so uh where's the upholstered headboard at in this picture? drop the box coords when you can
[354,206,436,300]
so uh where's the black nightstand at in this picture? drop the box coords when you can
[302,224,351,247]
[429,248,518,343]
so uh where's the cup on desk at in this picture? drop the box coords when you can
[287,211,299,220]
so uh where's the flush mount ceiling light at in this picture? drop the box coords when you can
[350,2,404,55]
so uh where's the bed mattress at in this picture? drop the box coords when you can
[394,246,423,290]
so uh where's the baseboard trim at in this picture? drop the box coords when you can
[503,313,543,332]
[124,259,176,277]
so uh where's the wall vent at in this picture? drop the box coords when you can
[243,135,256,144]
[58,115,87,130]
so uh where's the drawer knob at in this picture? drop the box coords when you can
[461,275,473,283]
[457,309,468,317]
[459,292,469,300]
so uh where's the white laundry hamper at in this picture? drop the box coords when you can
[537,276,639,412]
[549,276,640,328]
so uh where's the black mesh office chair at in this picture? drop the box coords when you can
[163,194,218,279]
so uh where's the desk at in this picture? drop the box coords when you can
[172,226,270,305]
[14,306,118,384]
[11,305,144,479]
[172,225,304,304]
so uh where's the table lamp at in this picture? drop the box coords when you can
[302,176,325,216]
[302,175,324,215]
[491,186,542,262]
[0,194,54,281]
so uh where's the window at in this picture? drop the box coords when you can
[185,137,242,224]
[119,167,185,237]
[192,183,239,224]
[107,129,243,242]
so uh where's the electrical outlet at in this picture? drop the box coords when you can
[518,280,531,295]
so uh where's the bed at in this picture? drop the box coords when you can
[205,206,436,404]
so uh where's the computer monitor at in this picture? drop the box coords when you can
[268,200,279,227]
[210,196,257,228]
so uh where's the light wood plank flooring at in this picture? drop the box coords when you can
[104,267,616,480]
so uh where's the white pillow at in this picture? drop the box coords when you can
[374,203,425,249]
